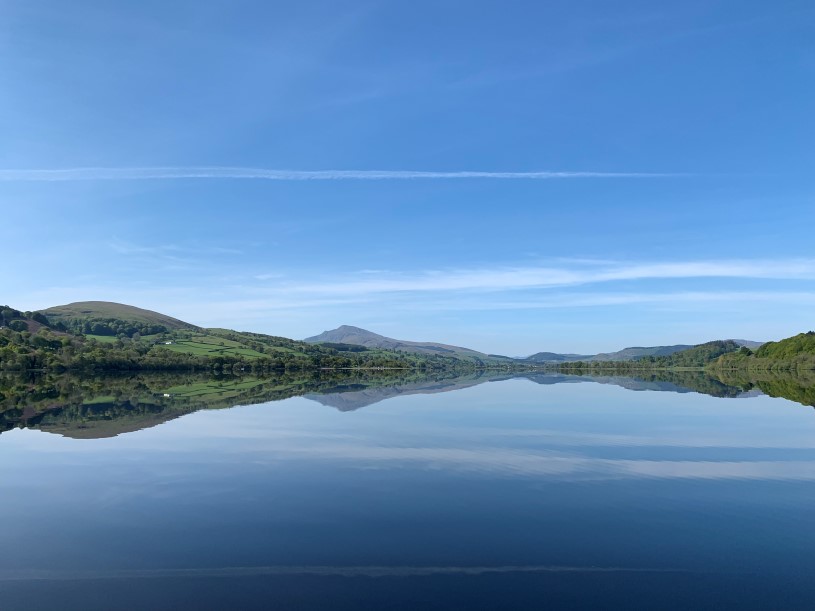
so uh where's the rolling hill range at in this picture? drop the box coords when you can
[1,300,779,374]
[305,325,510,362]
[523,345,693,363]
[588,344,694,362]
[525,351,592,363]
[524,340,764,363]
[2,303,491,372]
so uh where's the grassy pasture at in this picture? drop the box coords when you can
[156,333,268,359]
[205,328,310,356]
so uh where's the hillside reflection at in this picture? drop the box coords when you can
[1,368,813,439]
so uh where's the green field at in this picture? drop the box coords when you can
[156,334,268,359]
[205,329,305,355]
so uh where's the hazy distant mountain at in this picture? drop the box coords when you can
[524,340,764,363]
[304,325,509,361]
[732,339,764,350]
[522,345,692,363]
[591,340,765,361]
[525,352,592,363]
[587,345,694,361]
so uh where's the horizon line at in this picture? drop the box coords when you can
[0,167,687,182]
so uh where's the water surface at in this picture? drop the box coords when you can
[1,371,814,609]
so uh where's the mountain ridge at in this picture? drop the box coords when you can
[304,325,507,361]
[524,340,764,363]
[2,301,776,374]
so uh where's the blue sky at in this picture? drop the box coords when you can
[1,0,813,354]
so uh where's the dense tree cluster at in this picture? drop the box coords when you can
[639,340,742,367]
[559,335,815,375]
[755,332,815,359]
[559,340,744,373]
[53,316,171,337]
[713,332,815,372]
[1,306,49,328]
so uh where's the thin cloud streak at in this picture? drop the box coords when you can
[0,167,681,182]
[392,291,815,312]
[271,259,815,296]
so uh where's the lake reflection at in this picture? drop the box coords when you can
[1,371,815,610]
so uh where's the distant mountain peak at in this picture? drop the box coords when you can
[331,325,385,337]
[304,325,509,362]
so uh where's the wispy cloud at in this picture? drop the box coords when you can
[108,239,183,256]
[0,167,681,182]
[390,291,815,312]
[108,239,243,259]
[263,259,815,297]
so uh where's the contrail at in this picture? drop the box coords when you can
[0,167,682,182]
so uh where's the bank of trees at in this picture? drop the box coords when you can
[560,340,743,372]
[713,332,815,372]
[0,316,480,374]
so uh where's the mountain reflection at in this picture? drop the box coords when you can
[1,368,813,439]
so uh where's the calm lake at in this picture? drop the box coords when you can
[1,371,815,610]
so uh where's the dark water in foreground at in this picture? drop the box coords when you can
[1,371,815,610]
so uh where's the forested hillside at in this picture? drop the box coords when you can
[558,340,742,372]
[0,304,505,373]
[559,333,815,374]
[39,301,198,337]
[639,340,742,367]
[713,332,815,372]
[755,332,815,359]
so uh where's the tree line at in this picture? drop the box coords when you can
[0,307,515,374]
